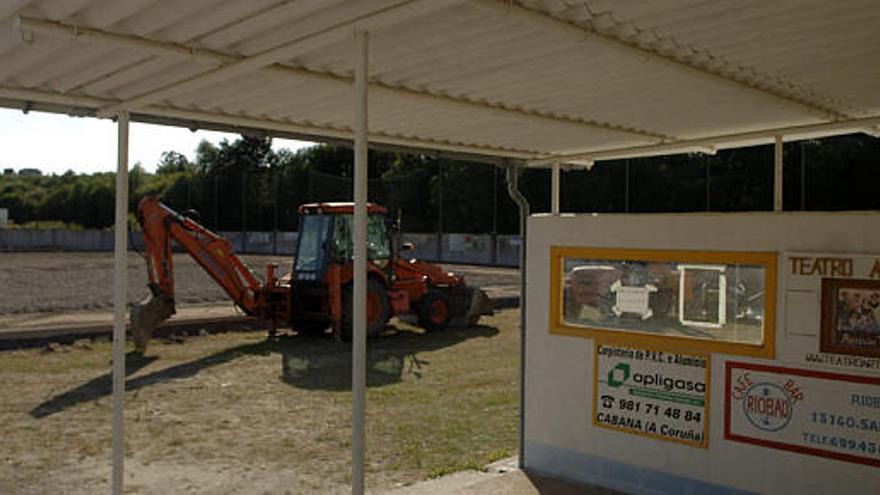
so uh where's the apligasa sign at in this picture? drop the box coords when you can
[594,342,710,448]
[726,361,880,467]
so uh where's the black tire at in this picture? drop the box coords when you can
[418,289,452,332]
[341,277,391,341]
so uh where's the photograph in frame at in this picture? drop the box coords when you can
[820,278,880,357]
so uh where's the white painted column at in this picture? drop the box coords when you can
[551,161,560,215]
[111,111,129,495]
[352,29,369,495]
[774,135,783,212]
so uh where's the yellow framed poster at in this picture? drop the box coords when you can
[551,247,776,358]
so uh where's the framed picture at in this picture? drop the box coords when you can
[550,246,777,358]
[821,278,880,357]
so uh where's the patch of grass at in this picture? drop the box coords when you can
[486,448,512,464]
[429,459,484,478]
[0,309,521,493]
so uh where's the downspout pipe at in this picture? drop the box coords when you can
[505,161,529,469]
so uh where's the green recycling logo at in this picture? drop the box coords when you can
[607,363,631,388]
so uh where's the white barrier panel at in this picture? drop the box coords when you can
[0,230,519,266]
[496,235,521,267]
[401,233,438,261]
[443,234,492,265]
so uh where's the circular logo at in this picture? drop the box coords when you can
[742,382,793,432]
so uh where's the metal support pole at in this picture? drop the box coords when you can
[774,135,783,212]
[551,162,560,215]
[213,174,219,229]
[505,163,529,469]
[436,158,444,262]
[800,140,807,211]
[111,111,129,495]
[241,173,248,253]
[352,28,369,495]
[273,170,279,255]
[491,166,498,265]
[706,157,711,212]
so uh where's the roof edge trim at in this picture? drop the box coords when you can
[529,115,880,165]
[0,86,535,164]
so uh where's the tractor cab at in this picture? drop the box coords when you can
[290,202,396,338]
[293,202,394,284]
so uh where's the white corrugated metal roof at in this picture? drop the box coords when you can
[0,0,878,164]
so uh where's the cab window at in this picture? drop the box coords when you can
[332,214,391,261]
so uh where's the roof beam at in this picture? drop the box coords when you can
[17,15,671,142]
[87,0,462,117]
[0,95,515,165]
[472,0,851,122]
[528,115,880,166]
[0,85,540,161]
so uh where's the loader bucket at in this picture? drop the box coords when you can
[449,287,494,328]
[130,294,175,354]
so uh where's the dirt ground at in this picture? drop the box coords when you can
[0,252,518,316]
[0,310,520,494]
[0,252,291,315]
[0,251,522,494]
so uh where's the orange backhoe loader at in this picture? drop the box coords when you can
[131,196,492,353]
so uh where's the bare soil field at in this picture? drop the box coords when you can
[0,252,518,317]
[0,310,520,494]
[0,252,292,315]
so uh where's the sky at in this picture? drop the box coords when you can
[0,108,314,175]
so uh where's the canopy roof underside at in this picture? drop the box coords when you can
[0,0,878,164]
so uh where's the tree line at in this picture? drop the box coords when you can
[1,134,877,233]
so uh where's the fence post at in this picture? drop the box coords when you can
[491,165,498,265]
[241,173,248,253]
[213,175,219,230]
[436,158,444,262]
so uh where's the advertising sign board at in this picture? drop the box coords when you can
[726,361,880,467]
[786,252,880,360]
[594,342,710,448]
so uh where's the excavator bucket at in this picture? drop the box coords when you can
[130,294,175,354]
[448,287,494,328]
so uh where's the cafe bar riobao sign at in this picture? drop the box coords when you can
[726,361,880,467]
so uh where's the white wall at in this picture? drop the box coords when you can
[524,211,880,495]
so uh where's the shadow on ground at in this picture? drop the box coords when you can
[30,352,157,418]
[30,324,499,418]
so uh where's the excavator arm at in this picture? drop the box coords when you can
[131,196,287,353]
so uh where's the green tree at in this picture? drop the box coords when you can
[156,151,192,174]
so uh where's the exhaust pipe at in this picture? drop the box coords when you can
[129,294,175,354]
